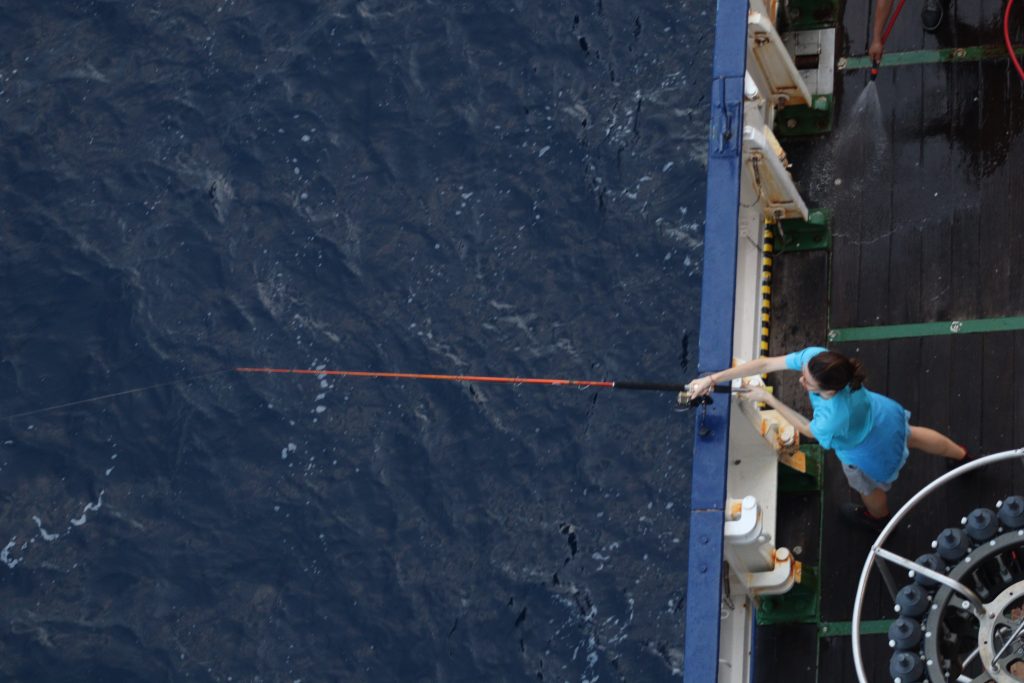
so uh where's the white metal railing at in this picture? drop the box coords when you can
[851,447,1024,683]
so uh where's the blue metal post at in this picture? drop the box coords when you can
[683,1,747,681]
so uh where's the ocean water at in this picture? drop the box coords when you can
[0,1,711,680]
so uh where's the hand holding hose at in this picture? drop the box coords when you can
[869,0,904,81]
[868,40,884,64]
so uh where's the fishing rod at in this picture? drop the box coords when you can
[235,366,732,396]
[0,366,730,421]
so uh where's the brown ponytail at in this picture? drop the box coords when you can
[808,351,867,392]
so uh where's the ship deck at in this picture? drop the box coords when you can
[756,2,1024,681]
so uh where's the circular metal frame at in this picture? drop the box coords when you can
[852,448,1024,683]
[977,579,1024,678]
[922,531,1024,682]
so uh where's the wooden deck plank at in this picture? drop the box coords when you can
[767,249,830,416]
[949,334,984,454]
[980,333,1016,453]
[840,2,870,60]
[826,71,865,330]
[917,59,956,323]
[852,83,897,329]
[975,61,1018,320]
[817,635,853,683]
[752,624,818,683]
[827,187,862,329]
[948,204,982,320]
[819,451,888,622]
[1012,141,1024,317]
[951,0,987,46]
[1016,331,1024,448]
[1010,71,1024,316]
[886,89,927,326]
[836,341,889,394]
[913,336,954,485]
[818,634,893,683]
[885,0,926,54]
[778,488,820,575]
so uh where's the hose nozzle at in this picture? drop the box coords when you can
[870,60,880,81]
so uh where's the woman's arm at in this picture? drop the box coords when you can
[688,355,791,398]
[741,387,814,439]
[870,0,894,62]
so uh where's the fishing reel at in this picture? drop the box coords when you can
[675,392,713,412]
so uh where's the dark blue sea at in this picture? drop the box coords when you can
[0,1,711,680]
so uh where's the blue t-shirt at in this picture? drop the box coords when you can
[785,347,909,482]
[785,346,874,450]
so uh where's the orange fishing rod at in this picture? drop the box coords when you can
[235,366,729,395]
[0,367,726,422]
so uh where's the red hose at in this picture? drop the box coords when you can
[1008,0,1024,83]
[882,0,908,44]
[871,0,907,78]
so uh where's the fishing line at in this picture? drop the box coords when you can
[0,369,235,421]
[0,365,728,423]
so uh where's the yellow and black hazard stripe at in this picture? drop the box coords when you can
[760,224,774,393]
[760,224,773,357]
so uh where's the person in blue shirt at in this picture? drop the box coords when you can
[688,347,969,530]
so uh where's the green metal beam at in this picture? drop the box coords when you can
[829,316,1024,342]
[841,45,1024,71]
[818,619,891,637]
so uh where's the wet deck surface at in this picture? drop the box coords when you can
[757,1,1024,681]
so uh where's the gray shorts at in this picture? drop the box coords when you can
[842,463,892,496]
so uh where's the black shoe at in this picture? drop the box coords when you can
[840,503,889,531]
[922,0,943,32]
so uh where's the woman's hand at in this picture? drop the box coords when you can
[737,386,772,404]
[868,40,884,64]
[688,375,716,400]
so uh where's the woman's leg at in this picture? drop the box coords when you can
[861,487,890,518]
[908,425,965,460]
